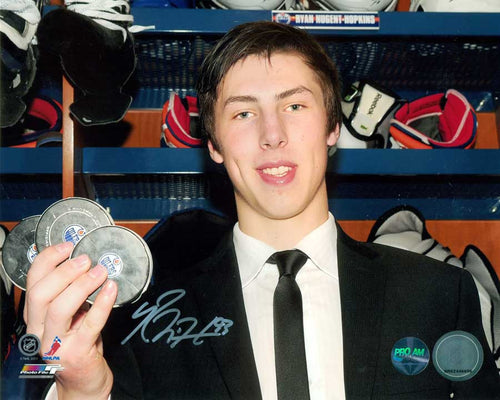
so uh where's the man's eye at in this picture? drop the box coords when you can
[288,104,303,111]
[235,111,251,119]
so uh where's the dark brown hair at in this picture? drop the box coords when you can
[196,20,342,149]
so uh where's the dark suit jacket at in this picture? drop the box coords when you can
[104,225,500,399]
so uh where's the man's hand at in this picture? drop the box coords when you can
[24,241,118,399]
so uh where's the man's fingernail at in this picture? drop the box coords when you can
[55,241,74,253]
[89,264,107,279]
[102,280,117,296]
[72,254,89,268]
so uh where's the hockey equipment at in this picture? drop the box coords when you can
[35,131,63,147]
[0,0,40,128]
[132,0,195,6]
[64,0,134,43]
[1,96,63,147]
[36,1,137,126]
[313,0,398,11]
[1,215,39,290]
[410,0,500,12]
[368,205,462,266]
[161,92,203,148]
[196,0,296,9]
[71,225,152,306]
[368,205,500,362]
[0,0,40,51]
[337,80,402,149]
[0,42,37,128]
[389,89,477,149]
[461,245,500,368]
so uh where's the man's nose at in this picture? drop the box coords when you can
[259,111,288,150]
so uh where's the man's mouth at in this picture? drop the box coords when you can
[257,162,297,185]
[261,166,292,177]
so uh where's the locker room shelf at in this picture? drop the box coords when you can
[0,148,62,221]
[131,8,500,37]
[80,148,500,221]
[82,148,500,176]
[0,148,62,174]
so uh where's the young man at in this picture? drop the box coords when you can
[24,21,499,399]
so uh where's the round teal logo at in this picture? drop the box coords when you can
[391,337,430,376]
[432,331,483,381]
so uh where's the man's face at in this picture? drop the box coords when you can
[208,52,339,224]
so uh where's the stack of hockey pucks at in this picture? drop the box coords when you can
[1,197,152,307]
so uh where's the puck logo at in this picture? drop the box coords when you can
[26,243,38,264]
[98,253,123,278]
[63,225,86,244]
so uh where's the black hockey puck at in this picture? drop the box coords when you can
[35,197,114,252]
[70,225,153,307]
[1,215,40,290]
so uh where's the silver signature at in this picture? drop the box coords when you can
[121,289,233,348]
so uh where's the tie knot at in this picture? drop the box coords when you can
[269,249,308,278]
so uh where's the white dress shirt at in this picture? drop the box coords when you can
[233,212,346,400]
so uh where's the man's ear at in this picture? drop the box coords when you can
[208,140,224,164]
[327,124,340,147]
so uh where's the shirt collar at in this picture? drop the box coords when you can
[234,212,338,288]
[295,212,338,279]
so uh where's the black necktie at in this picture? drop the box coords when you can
[270,249,310,400]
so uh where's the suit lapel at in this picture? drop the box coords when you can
[337,226,387,399]
[190,233,262,400]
